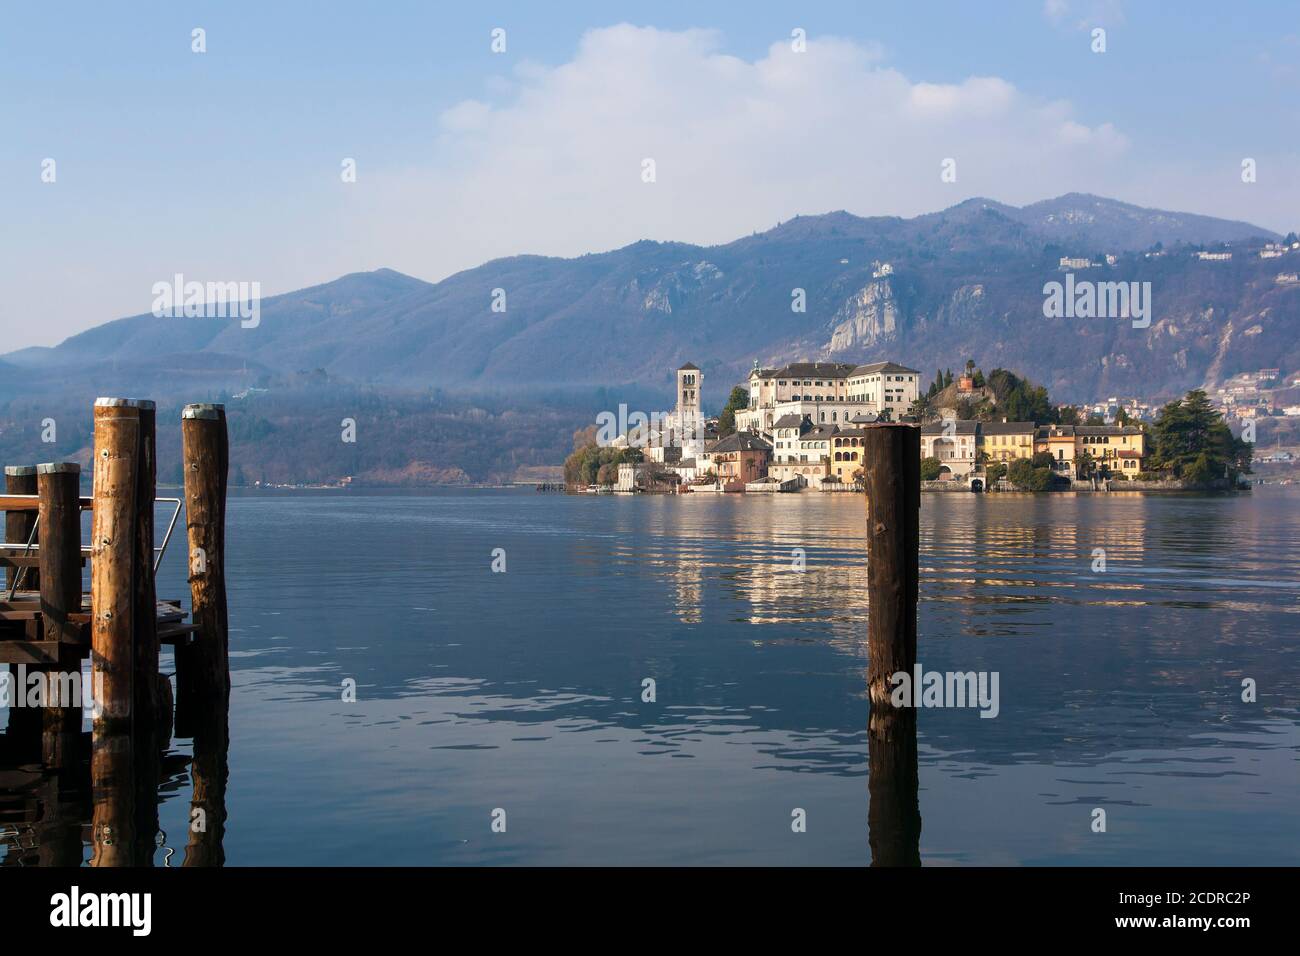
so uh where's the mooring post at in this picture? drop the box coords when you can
[96,398,160,729]
[37,463,83,646]
[862,422,922,866]
[35,462,85,746]
[92,403,140,732]
[862,423,920,707]
[4,465,38,591]
[176,403,230,729]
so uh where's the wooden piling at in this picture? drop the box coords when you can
[862,423,921,708]
[4,465,38,591]
[176,403,230,728]
[91,404,140,732]
[37,463,83,646]
[96,398,159,729]
[33,463,86,747]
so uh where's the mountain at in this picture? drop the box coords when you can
[4,194,1294,407]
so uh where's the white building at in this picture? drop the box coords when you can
[736,360,918,433]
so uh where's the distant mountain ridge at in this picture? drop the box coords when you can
[4,193,1293,405]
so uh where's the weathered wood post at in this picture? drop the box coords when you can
[36,462,85,744]
[96,398,160,729]
[862,423,922,867]
[4,465,38,591]
[92,404,140,732]
[862,423,920,707]
[37,463,83,646]
[176,403,230,731]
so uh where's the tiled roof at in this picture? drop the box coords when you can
[921,420,979,436]
[980,421,1036,435]
[851,361,921,376]
[1075,425,1145,436]
[709,431,772,453]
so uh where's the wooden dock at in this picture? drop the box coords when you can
[1,399,231,865]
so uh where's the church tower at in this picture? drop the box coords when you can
[676,362,701,418]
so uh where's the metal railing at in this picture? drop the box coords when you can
[2,495,183,601]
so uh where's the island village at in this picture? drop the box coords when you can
[595,360,1151,493]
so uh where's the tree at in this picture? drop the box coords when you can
[1057,405,1081,425]
[1115,407,1131,427]
[985,461,1007,483]
[906,396,930,421]
[1031,451,1055,469]
[920,457,943,481]
[717,385,749,437]
[1076,449,1095,478]
[1085,414,1105,426]
[1149,389,1253,482]
[1008,458,1054,491]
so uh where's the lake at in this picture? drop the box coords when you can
[3,487,1298,865]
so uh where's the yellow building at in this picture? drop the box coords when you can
[977,421,1035,462]
[1035,425,1078,478]
[829,428,868,485]
[1035,424,1147,479]
[1075,425,1146,476]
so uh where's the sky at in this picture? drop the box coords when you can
[1,0,1297,350]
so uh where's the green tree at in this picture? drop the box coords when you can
[985,461,1007,483]
[1149,389,1252,482]
[717,385,749,437]
[1009,458,1054,491]
[920,457,943,481]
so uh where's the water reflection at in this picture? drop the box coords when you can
[0,699,228,867]
[4,488,1298,865]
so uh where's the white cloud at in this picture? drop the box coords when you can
[357,25,1131,280]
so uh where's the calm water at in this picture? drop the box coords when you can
[3,487,1298,865]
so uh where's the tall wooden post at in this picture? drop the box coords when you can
[4,465,38,591]
[176,403,230,730]
[96,398,159,729]
[92,404,139,732]
[36,462,85,744]
[862,422,922,866]
[862,423,920,707]
[37,463,83,646]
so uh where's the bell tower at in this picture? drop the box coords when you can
[676,362,701,416]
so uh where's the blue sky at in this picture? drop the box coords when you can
[2,0,1297,349]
